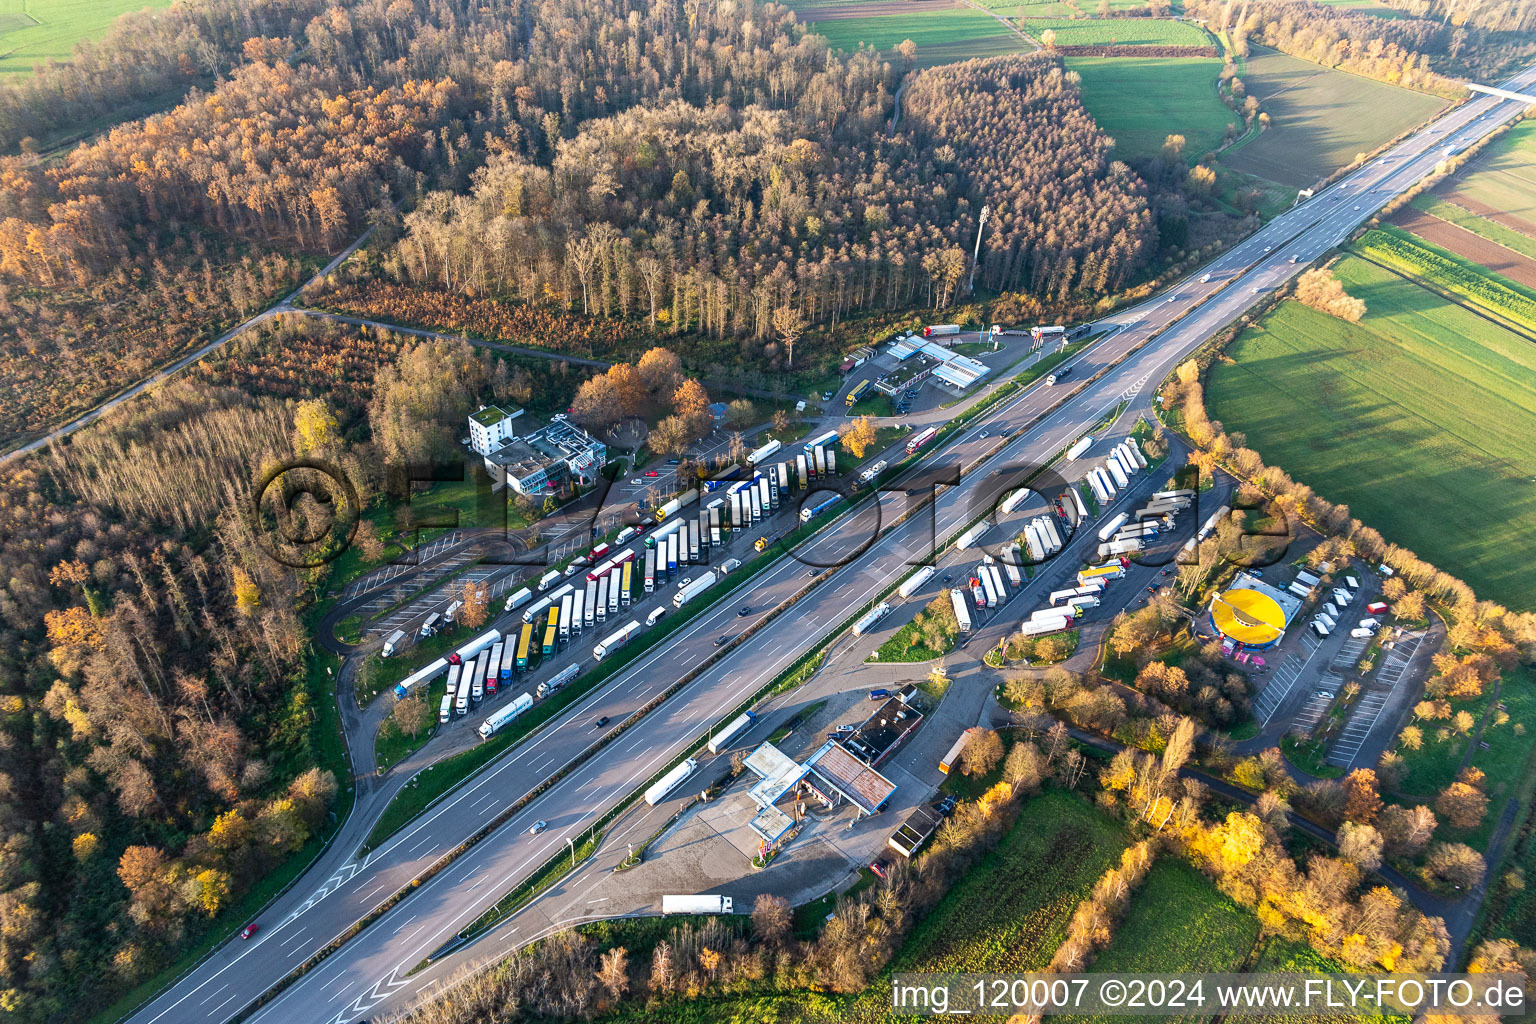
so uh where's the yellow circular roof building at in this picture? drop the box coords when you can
[1209,584,1288,648]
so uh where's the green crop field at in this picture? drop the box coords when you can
[1023,15,1211,45]
[1359,226,1536,334]
[1082,859,1260,1024]
[891,790,1126,974]
[1205,255,1536,610]
[1066,56,1233,160]
[804,7,1032,66]
[1220,49,1444,187]
[0,0,172,76]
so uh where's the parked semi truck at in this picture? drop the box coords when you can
[661,894,731,915]
[382,629,408,658]
[594,620,642,661]
[674,571,718,608]
[477,692,534,740]
[707,711,758,755]
[538,663,580,699]
[923,324,961,338]
[950,588,972,632]
[906,427,938,454]
[801,495,840,523]
[645,758,699,806]
[852,602,892,636]
[899,566,936,599]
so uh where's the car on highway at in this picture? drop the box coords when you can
[978,430,988,439]
[240,923,259,940]
[715,635,731,647]
[737,606,750,616]
[1354,205,1361,211]
[529,820,548,835]
[593,715,609,729]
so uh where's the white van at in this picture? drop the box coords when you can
[646,607,667,626]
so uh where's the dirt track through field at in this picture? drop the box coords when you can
[1393,207,1536,290]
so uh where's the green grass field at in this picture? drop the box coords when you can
[1312,0,1411,15]
[1082,859,1261,1024]
[803,7,1031,65]
[1220,49,1444,187]
[1204,255,1536,610]
[1024,15,1211,45]
[0,0,171,75]
[891,790,1126,974]
[1443,119,1536,229]
[1066,56,1233,159]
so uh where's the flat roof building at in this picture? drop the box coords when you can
[470,406,607,497]
[805,741,896,817]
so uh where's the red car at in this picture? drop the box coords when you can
[644,470,659,477]
[240,923,259,940]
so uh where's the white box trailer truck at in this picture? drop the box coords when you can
[1087,472,1110,506]
[1039,516,1063,552]
[956,521,989,550]
[1002,558,1022,586]
[747,438,781,465]
[593,620,642,661]
[1097,512,1128,543]
[707,711,758,755]
[504,587,533,614]
[478,692,534,740]
[674,570,718,608]
[899,566,937,599]
[1020,616,1071,637]
[987,565,1008,603]
[537,570,561,591]
[950,588,972,632]
[1000,488,1034,515]
[662,894,732,915]
[1092,467,1116,499]
[978,570,1001,609]
[1023,524,1044,562]
[645,758,698,806]
[382,629,408,658]
[1105,457,1129,490]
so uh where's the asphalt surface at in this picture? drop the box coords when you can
[124,71,1536,1024]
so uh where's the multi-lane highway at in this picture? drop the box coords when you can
[126,69,1536,1024]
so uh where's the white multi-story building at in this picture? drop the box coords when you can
[468,405,524,457]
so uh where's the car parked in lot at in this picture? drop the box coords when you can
[869,857,891,879]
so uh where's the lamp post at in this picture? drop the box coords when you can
[968,204,990,294]
[566,835,575,868]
